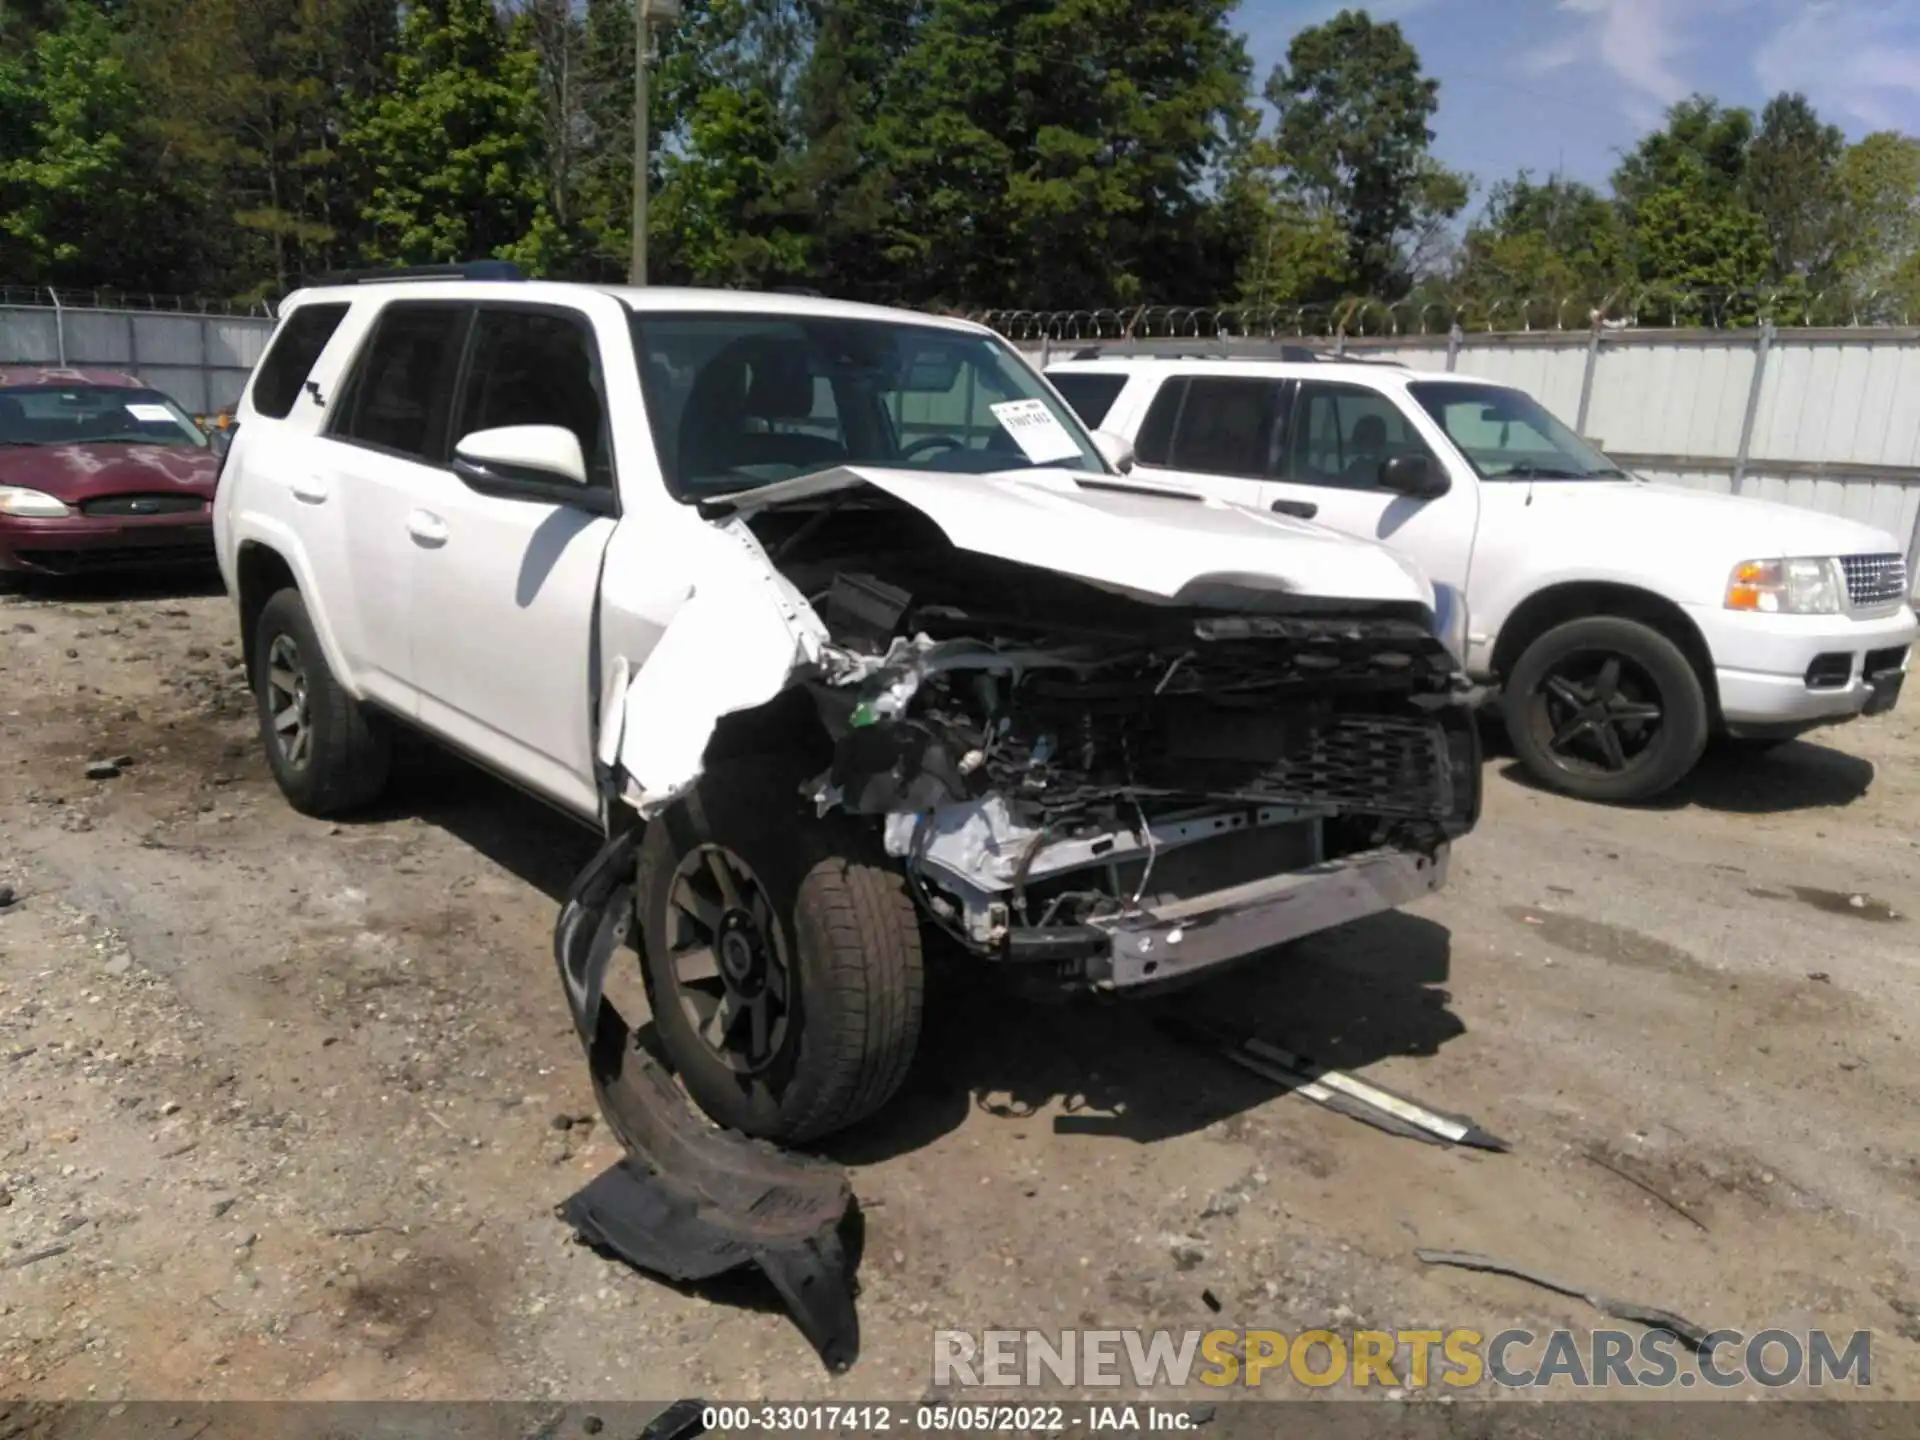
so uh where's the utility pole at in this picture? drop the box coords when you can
[629,0,681,286]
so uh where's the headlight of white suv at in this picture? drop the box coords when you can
[0,486,73,518]
[1725,557,1844,615]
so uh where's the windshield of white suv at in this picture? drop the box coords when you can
[631,313,1104,499]
[1408,381,1625,481]
[0,385,208,449]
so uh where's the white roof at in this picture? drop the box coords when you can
[283,278,992,336]
[1043,354,1471,385]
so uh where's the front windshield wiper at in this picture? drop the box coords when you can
[1495,461,1616,480]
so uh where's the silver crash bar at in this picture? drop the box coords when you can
[1086,846,1447,988]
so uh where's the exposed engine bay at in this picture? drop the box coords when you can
[735,490,1481,986]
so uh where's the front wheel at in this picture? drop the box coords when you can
[636,758,925,1143]
[1503,616,1709,803]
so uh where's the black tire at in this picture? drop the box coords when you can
[1504,616,1708,803]
[636,757,924,1144]
[252,586,390,816]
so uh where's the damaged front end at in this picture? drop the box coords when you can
[737,477,1481,991]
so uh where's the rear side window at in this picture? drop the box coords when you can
[454,308,613,486]
[1165,377,1290,480]
[333,304,467,460]
[250,303,348,419]
[1048,372,1127,428]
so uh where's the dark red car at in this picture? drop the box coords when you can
[0,366,220,577]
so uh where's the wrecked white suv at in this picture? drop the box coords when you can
[215,270,1480,1142]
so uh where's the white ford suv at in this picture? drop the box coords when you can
[1047,350,1917,803]
[215,270,1479,1142]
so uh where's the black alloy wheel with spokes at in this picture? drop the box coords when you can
[1504,615,1709,804]
[665,843,794,1074]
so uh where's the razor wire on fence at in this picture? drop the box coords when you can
[0,286,277,319]
[971,286,1920,343]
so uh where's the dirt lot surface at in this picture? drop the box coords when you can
[1,574,1917,1411]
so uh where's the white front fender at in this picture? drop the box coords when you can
[604,522,833,816]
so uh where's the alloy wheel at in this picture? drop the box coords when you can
[665,844,792,1074]
[1533,650,1666,777]
[265,634,313,769]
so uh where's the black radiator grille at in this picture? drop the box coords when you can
[79,494,207,518]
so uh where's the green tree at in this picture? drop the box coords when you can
[1745,92,1845,282]
[799,0,1253,309]
[133,0,360,298]
[1258,7,1466,297]
[1452,173,1629,310]
[1834,131,1920,314]
[1615,96,1770,314]
[1612,95,1753,208]
[0,2,186,289]
[343,0,557,271]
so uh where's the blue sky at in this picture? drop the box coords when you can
[1234,0,1920,218]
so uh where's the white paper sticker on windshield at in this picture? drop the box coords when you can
[125,404,175,423]
[990,399,1082,465]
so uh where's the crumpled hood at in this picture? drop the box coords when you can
[0,443,217,502]
[708,465,1436,609]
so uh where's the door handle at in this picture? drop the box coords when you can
[407,509,450,547]
[290,476,329,505]
[1271,499,1319,520]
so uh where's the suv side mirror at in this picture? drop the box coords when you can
[1378,454,1449,499]
[1091,428,1135,474]
[453,425,611,514]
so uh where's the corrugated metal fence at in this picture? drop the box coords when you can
[1019,324,1920,590]
[0,292,275,417]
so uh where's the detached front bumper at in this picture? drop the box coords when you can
[1084,845,1447,990]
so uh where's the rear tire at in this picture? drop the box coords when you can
[637,757,924,1144]
[252,587,390,816]
[1504,616,1708,803]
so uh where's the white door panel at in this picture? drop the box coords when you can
[411,478,613,815]
[319,439,429,716]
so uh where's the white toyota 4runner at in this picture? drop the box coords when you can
[215,271,1479,1141]
[1047,350,1917,803]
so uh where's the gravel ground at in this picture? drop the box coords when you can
[1,573,1917,1410]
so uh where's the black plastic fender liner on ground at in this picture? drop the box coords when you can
[552,826,863,1373]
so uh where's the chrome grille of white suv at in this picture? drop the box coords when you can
[1841,553,1909,609]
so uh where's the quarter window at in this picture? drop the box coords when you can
[251,303,348,420]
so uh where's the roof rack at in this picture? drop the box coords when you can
[1061,340,1408,367]
[309,260,526,286]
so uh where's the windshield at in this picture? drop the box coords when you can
[0,385,208,449]
[1408,382,1624,481]
[632,313,1103,500]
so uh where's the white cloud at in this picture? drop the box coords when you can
[1527,0,1698,126]
[1753,1,1920,131]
